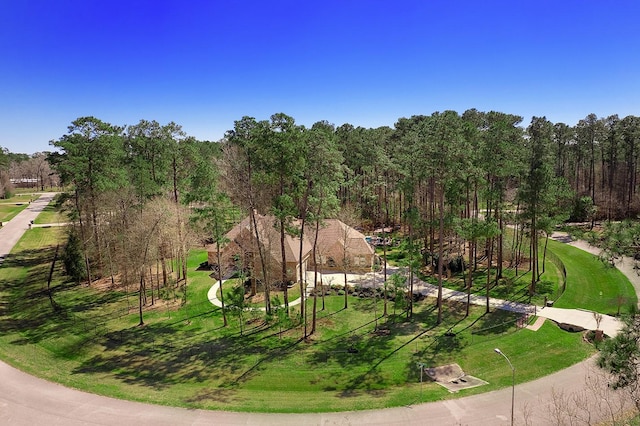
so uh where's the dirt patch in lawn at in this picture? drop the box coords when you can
[424,363,488,393]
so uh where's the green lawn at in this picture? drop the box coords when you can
[1,192,65,223]
[0,202,29,222]
[0,226,598,413]
[548,239,637,314]
[431,259,563,307]
[379,243,564,308]
[0,193,37,203]
[33,203,66,224]
[216,277,303,309]
[378,232,636,315]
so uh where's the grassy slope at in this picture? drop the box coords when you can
[548,239,637,314]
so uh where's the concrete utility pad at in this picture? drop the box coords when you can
[424,363,488,393]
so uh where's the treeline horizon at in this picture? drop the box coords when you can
[5,108,639,334]
[3,109,639,219]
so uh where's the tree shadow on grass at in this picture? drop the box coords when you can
[0,247,432,404]
[0,269,136,347]
[535,279,554,297]
[0,248,56,269]
[411,331,467,374]
[0,244,114,346]
[398,309,464,372]
[2,246,314,396]
[72,323,268,390]
[406,302,519,382]
[457,309,519,337]
[0,274,77,346]
[304,302,457,397]
[336,366,388,399]
[227,335,307,387]
[331,317,457,397]
[71,316,314,397]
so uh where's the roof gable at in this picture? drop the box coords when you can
[316,219,374,256]
[211,215,372,263]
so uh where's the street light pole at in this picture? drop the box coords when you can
[494,348,515,426]
[416,362,425,401]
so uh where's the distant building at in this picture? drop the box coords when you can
[9,178,38,188]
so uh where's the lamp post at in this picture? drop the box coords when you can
[494,348,515,426]
[416,362,425,401]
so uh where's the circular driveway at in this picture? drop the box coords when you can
[0,195,634,424]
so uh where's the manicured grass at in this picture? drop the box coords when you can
[217,278,303,309]
[0,227,597,413]
[0,202,29,222]
[0,193,37,203]
[11,226,66,252]
[378,229,635,314]
[33,203,66,224]
[548,239,637,314]
[380,244,563,308]
[434,259,563,307]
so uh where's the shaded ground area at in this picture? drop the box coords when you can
[209,258,624,337]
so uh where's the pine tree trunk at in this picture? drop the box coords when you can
[466,238,474,317]
[138,273,145,326]
[280,218,289,313]
[486,237,493,314]
[217,239,227,327]
[382,224,388,316]
[250,209,271,314]
[311,217,320,335]
[530,217,538,296]
[436,187,444,325]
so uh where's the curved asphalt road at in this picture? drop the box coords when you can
[0,195,634,425]
[0,355,606,425]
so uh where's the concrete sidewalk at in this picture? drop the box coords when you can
[207,260,623,336]
[303,263,623,336]
[537,306,622,337]
[412,275,623,336]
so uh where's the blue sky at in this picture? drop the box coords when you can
[1,0,639,154]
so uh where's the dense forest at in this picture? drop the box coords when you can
[2,110,639,329]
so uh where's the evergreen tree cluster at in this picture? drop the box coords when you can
[46,111,640,328]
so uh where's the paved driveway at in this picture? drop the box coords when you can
[0,202,635,425]
[0,192,57,263]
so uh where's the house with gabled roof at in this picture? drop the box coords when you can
[313,219,375,271]
[206,214,374,284]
